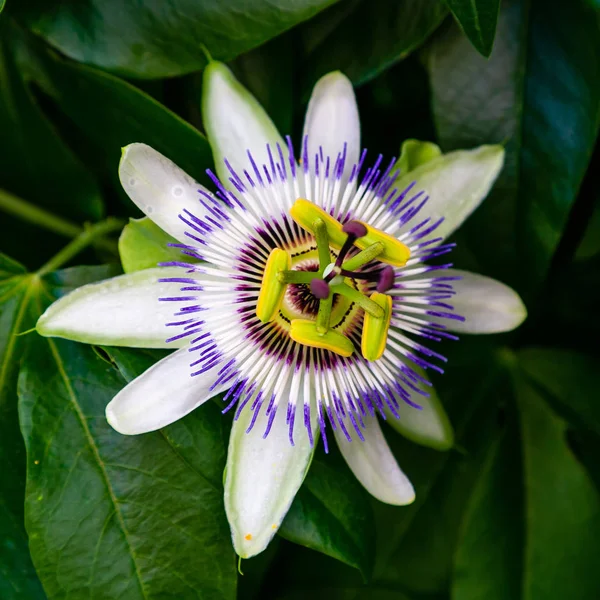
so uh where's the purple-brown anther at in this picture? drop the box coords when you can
[342,220,368,239]
[377,265,396,292]
[310,278,330,300]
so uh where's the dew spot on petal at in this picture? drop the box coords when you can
[129,177,136,186]
[173,186,183,197]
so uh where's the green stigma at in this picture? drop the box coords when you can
[255,199,410,359]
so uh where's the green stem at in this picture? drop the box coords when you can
[316,294,333,334]
[36,218,125,276]
[330,283,384,318]
[277,270,315,285]
[0,188,118,254]
[342,242,384,272]
[313,218,331,271]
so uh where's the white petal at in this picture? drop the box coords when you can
[202,62,284,186]
[395,145,504,240]
[444,269,527,333]
[384,376,454,451]
[334,416,415,505]
[36,268,189,348]
[224,401,317,558]
[106,347,226,434]
[119,143,211,244]
[303,71,360,182]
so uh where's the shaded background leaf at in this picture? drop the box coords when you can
[1,262,121,599]
[32,48,215,190]
[519,348,600,434]
[0,21,103,267]
[0,255,46,599]
[452,358,600,600]
[14,0,341,79]
[19,335,237,599]
[303,0,448,87]
[280,452,376,579]
[445,0,501,56]
[427,0,600,296]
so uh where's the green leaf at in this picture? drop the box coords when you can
[452,361,600,600]
[19,336,237,599]
[0,21,102,220]
[231,35,295,135]
[445,0,501,56]
[277,588,413,600]
[102,345,230,484]
[101,346,169,384]
[119,217,188,273]
[427,0,600,293]
[1,259,118,599]
[0,255,46,599]
[451,402,522,600]
[15,0,339,79]
[280,452,376,579]
[32,49,214,188]
[519,348,600,436]
[537,254,600,354]
[42,264,122,296]
[0,0,6,14]
[303,0,448,86]
[575,199,600,260]
[371,345,505,593]
[103,347,228,489]
[517,377,600,600]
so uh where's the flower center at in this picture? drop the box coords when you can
[256,200,411,361]
[285,263,329,318]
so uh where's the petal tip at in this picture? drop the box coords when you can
[230,523,279,559]
[202,60,232,85]
[376,483,416,507]
[105,398,138,436]
[510,296,528,331]
[384,481,416,506]
[35,312,52,338]
[319,70,352,86]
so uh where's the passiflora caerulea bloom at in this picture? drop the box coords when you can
[37,62,526,558]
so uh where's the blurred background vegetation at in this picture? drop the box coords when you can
[1,0,600,599]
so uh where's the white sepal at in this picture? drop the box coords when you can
[303,71,360,183]
[334,416,415,505]
[202,61,284,187]
[106,347,227,435]
[224,400,317,558]
[384,372,454,450]
[37,267,190,348]
[394,145,505,240]
[119,143,212,244]
[444,269,527,333]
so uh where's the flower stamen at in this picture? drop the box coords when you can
[255,199,403,359]
[361,292,393,361]
[256,248,290,323]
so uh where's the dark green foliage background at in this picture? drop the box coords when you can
[1,0,600,598]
